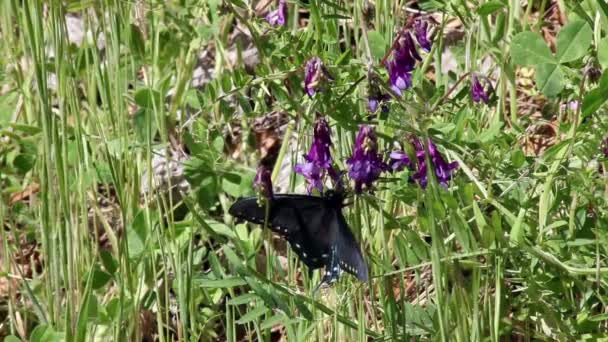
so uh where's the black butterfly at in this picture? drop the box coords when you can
[228,190,368,289]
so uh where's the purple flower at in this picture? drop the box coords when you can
[295,116,337,193]
[254,165,274,198]
[389,151,411,171]
[294,162,324,193]
[410,138,458,188]
[304,57,333,97]
[265,0,287,26]
[414,20,432,52]
[471,75,490,104]
[346,126,389,193]
[385,32,420,96]
[602,137,608,158]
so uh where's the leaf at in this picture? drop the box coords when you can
[511,31,555,66]
[30,325,63,342]
[582,71,608,117]
[509,209,526,245]
[227,293,259,306]
[476,1,506,15]
[555,20,592,63]
[100,250,118,276]
[511,149,525,168]
[126,209,153,261]
[535,63,564,97]
[4,336,21,342]
[86,266,112,290]
[294,299,313,320]
[598,37,608,70]
[260,313,289,330]
[134,87,163,109]
[237,305,268,324]
[222,175,242,197]
[193,276,247,288]
[367,31,388,61]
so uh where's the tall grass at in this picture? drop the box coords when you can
[1,0,608,341]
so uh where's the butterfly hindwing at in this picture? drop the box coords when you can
[335,212,369,282]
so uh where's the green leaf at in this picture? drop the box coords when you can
[294,299,313,321]
[582,71,608,117]
[134,87,163,109]
[598,37,608,70]
[30,325,63,342]
[227,293,259,306]
[476,1,506,15]
[260,313,289,330]
[237,305,268,324]
[193,276,247,288]
[367,31,388,61]
[535,63,564,97]
[509,209,526,245]
[511,31,555,66]
[100,250,118,275]
[511,149,525,168]
[555,20,592,63]
[90,267,112,290]
[4,336,21,342]
[126,209,152,261]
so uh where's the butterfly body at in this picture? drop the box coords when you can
[228,191,368,287]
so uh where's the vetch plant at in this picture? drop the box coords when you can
[384,31,420,96]
[265,0,287,26]
[304,57,333,97]
[346,125,388,193]
[413,19,432,52]
[470,74,491,104]
[294,116,338,194]
[254,164,274,199]
[390,137,458,189]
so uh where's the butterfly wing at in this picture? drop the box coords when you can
[335,212,369,282]
[229,195,333,269]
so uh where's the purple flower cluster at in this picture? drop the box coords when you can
[390,138,458,188]
[254,164,274,198]
[388,151,411,172]
[602,137,608,158]
[385,32,420,96]
[294,116,337,193]
[265,0,287,26]
[287,120,458,195]
[384,20,432,96]
[471,75,491,104]
[346,126,389,193]
[304,57,333,97]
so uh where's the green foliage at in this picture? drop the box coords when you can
[511,19,592,96]
[1,0,608,341]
